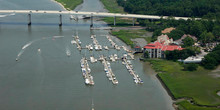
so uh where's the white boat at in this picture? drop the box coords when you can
[71,40,76,44]
[38,48,41,52]
[85,79,90,84]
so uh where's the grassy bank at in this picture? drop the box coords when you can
[55,0,83,10]
[99,0,124,13]
[148,59,220,109]
[100,0,135,26]
[111,30,151,46]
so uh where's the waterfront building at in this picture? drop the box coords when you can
[143,41,183,58]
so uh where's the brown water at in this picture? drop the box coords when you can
[0,0,174,109]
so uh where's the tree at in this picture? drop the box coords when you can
[189,21,206,38]
[144,51,149,58]
[182,36,195,47]
[167,29,185,40]
[212,25,220,40]
[200,31,215,44]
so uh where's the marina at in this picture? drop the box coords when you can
[71,33,142,85]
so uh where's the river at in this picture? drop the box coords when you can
[0,0,174,110]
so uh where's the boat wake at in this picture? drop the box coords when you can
[66,47,71,57]
[16,36,65,61]
[0,13,15,18]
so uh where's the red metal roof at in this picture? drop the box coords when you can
[144,42,183,51]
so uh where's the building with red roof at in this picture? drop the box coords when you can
[144,41,183,58]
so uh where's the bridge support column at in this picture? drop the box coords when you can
[59,14,62,26]
[90,14,93,28]
[132,18,135,26]
[114,16,116,26]
[28,14,31,26]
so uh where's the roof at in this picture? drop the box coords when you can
[144,42,183,51]
[161,27,176,34]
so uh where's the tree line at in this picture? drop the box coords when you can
[117,0,220,19]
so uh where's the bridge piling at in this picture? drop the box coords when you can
[114,16,116,26]
[28,14,31,26]
[59,14,62,26]
[90,14,93,28]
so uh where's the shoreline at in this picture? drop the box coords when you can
[51,0,67,11]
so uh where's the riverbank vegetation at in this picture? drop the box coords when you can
[55,0,83,10]
[148,59,220,109]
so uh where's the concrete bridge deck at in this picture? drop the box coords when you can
[0,10,200,20]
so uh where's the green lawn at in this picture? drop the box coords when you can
[55,0,83,10]
[148,59,220,109]
[99,0,124,13]
[111,30,151,46]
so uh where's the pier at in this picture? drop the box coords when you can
[106,35,120,50]
[122,54,143,84]
[99,55,118,85]
[81,57,94,85]
[72,35,82,51]
[91,35,102,51]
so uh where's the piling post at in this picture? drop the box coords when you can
[59,14,62,26]
[132,18,135,26]
[28,14,31,26]
[114,16,116,26]
[90,13,93,28]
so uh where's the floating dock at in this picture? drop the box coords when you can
[91,35,102,51]
[72,35,82,51]
[106,35,120,50]
[81,57,94,85]
[99,55,118,85]
[122,54,143,84]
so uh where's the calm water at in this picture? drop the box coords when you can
[0,0,174,110]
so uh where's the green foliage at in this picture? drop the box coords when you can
[189,21,206,38]
[200,31,215,44]
[117,0,220,19]
[201,44,220,69]
[182,37,195,47]
[144,51,149,58]
[183,63,199,71]
[212,25,220,40]
[167,29,185,40]
[165,49,195,61]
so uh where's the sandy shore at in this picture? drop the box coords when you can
[50,0,67,11]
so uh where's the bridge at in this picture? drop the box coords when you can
[0,10,201,27]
